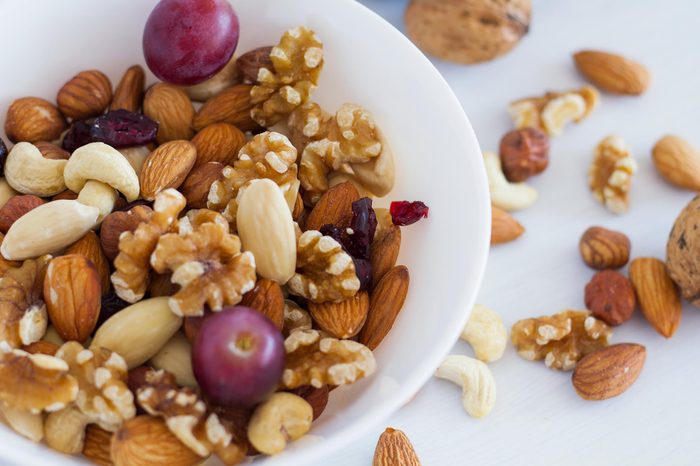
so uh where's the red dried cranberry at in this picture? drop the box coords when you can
[90,110,158,148]
[319,224,346,248]
[390,200,429,226]
[346,198,377,260]
[96,292,130,332]
[353,257,372,291]
[0,138,7,177]
[319,223,372,290]
[62,119,94,152]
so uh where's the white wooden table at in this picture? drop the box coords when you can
[320,1,700,464]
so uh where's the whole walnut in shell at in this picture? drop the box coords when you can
[667,195,700,306]
[405,0,531,64]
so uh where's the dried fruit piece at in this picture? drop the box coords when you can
[309,292,369,339]
[512,310,611,371]
[98,292,130,330]
[652,135,700,191]
[499,127,550,182]
[572,343,646,400]
[579,226,630,270]
[491,206,524,245]
[110,65,146,112]
[588,135,637,214]
[90,110,159,148]
[390,201,429,226]
[372,427,421,466]
[282,329,376,388]
[584,270,636,326]
[358,266,410,350]
[0,256,49,348]
[573,50,650,95]
[629,257,681,338]
[57,70,112,119]
[62,119,94,152]
[5,97,67,143]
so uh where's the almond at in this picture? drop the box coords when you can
[191,122,246,167]
[573,50,650,95]
[371,225,401,287]
[111,65,146,112]
[192,84,259,132]
[236,46,274,82]
[82,425,114,466]
[491,206,524,244]
[373,427,421,466]
[57,70,112,119]
[143,83,195,144]
[306,181,360,231]
[4,97,67,143]
[44,254,101,343]
[140,140,197,201]
[21,340,59,356]
[629,257,682,338]
[359,266,410,350]
[572,343,646,400]
[651,135,700,191]
[288,385,329,420]
[100,205,153,260]
[292,192,305,221]
[579,226,630,270]
[111,416,202,466]
[309,291,369,339]
[66,231,110,294]
[241,279,284,330]
[180,162,224,208]
[0,195,44,234]
[35,141,70,160]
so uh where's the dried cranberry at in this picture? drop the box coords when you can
[0,137,7,177]
[353,257,372,291]
[319,224,372,290]
[96,292,130,332]
[346,198,377,260]
[62,119,94,152]
[390,200,429,226]
[90,110,158,148]
[319,224,346,248]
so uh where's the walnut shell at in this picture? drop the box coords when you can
[667,195,700,306]
[405,0,531,64]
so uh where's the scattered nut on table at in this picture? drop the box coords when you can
[588,135,637,214]
[584,270,636,326]
[579,226,631,270]
[435,354,496,419]
[460,304,507,363]
[667,195,700,307]
[484,151,538,212]
[499,127,550,182]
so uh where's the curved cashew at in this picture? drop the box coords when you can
[484,151,537,211]
[0,404,43,442]
[4,142,67,196]
[1,200,99,260]
[77,180,118,223]
[460,304,507,363]
[435,355,496,419]
[149,332,196,387]
[248,392,313,455]
[65,142,140,202]
[348,129,395,197]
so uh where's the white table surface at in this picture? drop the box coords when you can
[320,1,700,464]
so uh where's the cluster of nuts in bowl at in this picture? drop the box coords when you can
[0,2,429,464]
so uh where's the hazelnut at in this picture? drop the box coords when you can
[580,226,630,270]
[584,270,636,326]
[499,128,550,182]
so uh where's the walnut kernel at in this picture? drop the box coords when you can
[588,135,637,214]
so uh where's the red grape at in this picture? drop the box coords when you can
[143,0,240,85]
[192,306,284,407]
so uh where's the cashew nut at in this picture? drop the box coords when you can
[460,304,507,363]
[149,332,196,387]
[0,178,18,209]
[484,151,537,211]
[435,355,496,418]
[0,404,43,442]
[4,142,67,196]
[1,200,99,260]
[77,180,118,223]
[347,130,395,197]
[45,405,89,453]
[247,392,313,455]
[64,142,140,202]
[118,145,152,177]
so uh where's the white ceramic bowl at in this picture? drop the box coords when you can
[0,0,489,464]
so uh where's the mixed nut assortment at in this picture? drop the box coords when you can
[0,1,430,464]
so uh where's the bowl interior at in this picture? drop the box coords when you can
[0,0,490,464]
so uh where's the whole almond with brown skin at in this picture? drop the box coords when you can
[579,226,630,270]
[111,416,202,466]
[292,192,305,221]
[35,141,70,160]
[373,427,421,466]
[651,135,700,191]
[180,162,224,208]
[52,190,79,201]
[83,425,114,466]
[573,50,650,95]
[57,70,112,119]
[140,140,197,201]
[0,195,44,233]
[572,343,646,401]
[491,206,524,245]
[66,231,110,294]
[4,97,66,143]
[288,385,329,420]
[143,83,195,144]
[111,65,146,112]
[629,257,682,338]
[309,291,369,339]
[236,46,274,82]
[241,279,284,330]
[191,122,246,167]
[193,84,259,132]
[371,225,401,287]
[44,254,101,343]
[100,205,153,260]
[306,181,360,231]
[359,266,410,350]
[21,340,59,356]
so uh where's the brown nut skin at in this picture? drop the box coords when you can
[237,46,274,82]
[180,161,224,209]
[667,195,700,306]
[57,70,112,120]
[5,97,67,143]
[584,270,636,326]
[580,226,631,270]
[100,205,153,261]
[499,128,549,182]
[0,195,44,234]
